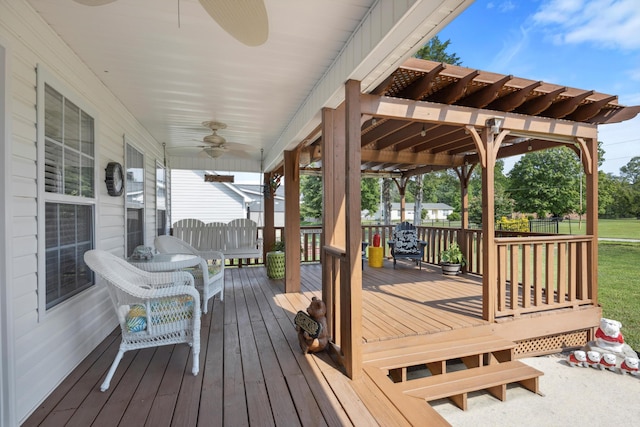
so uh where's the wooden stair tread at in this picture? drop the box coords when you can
[395,360,542,401]
[361,366,452,427]
[364,334,516,369]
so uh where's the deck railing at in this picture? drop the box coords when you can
[257,225,595,321]
[493,235,594,318]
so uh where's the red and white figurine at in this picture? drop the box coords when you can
[567,350,587,367]
[619,357,639,376]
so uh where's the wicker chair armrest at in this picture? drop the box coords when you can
[148,283,201,302]
[145,271,196,289]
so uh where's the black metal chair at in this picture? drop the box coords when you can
[362,241,369,268]
[387,222,427,269]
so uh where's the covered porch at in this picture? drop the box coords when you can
[24,264,462,426]
[25,259,601,426]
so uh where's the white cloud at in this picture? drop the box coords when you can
[487,1,516,13]
[533,0,640,50]
[488,25,531,71]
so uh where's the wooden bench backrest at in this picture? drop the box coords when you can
[227,218,257,250]
[172,218,206,248]
[200,222,227,252]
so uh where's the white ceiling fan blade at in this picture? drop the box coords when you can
[198,0,269,47]
[224,141,260,152]
[72,0,118,5]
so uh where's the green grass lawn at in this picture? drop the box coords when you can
[598,241,640,351]
[559,218,640,238]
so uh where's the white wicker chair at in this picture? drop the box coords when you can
[154,235,225,314]
[84,249,201,392]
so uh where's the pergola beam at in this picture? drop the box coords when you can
[360,94,598,140]
[361,149,463,166]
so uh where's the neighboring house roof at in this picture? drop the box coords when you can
[423,203,454,210]
[389,202,453,210]
[237,184,285,213]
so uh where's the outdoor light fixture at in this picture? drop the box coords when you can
[528,142,533,151]
[420,124,426,137]
[371,118,377,125]
[486,117,503,135]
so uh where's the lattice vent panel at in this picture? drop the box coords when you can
[515,330,588,356]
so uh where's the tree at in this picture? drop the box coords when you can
[414,36,462,65]
[507,148,581,218]
[421,170,460,210]
[468,160,512,225]
[300,175,322,220]
[620,156,640,184]
[300,175,380,220]
[361,177,380,216]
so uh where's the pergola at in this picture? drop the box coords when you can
[263,58,640,379]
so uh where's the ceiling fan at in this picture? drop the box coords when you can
[72,0,269,46]
[170,121,259,159]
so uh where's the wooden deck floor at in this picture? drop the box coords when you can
[23,260,485,426]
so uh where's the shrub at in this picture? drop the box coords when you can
[496,216,529,232]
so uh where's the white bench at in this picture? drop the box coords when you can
[172,218,263,262]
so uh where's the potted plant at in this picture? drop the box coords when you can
[440,242,466,275]
[267,241,286,279]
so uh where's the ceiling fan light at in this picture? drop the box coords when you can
[204,147,226,158]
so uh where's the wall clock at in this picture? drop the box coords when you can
[105,162,124,196]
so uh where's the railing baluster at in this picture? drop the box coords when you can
[567,242,577,302]
[509,244,519,310]
[498,244,507,311]
[545,243,555,304]
[557,242,567,303]
[534,243,543,305]
[522,244,531,308]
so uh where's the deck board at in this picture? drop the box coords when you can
[23,262,496,426]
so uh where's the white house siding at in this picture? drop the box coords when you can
[170,169,248,224]
[1,2,166,424]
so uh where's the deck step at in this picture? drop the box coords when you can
[364,333,517,371]
[356,366,452,426]
[394,360,543,411]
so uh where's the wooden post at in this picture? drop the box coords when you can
[263,172,275,261]
[467,122,508,322]
[322,105,346,346]
[481,128,497,322]
[322,107,337,340]
[584,137,598,304]
[343,79,363,379]
[392,177,408,223]
[455,164,474,272]
[399,185,406,222]
[284,150,301,293]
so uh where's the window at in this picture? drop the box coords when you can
[42,82,96,310]
[156,161,168,236]
[126,143,144,257]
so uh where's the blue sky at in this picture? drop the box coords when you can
[438,0,640,175]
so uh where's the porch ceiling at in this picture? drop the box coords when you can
[25,0,476,174]
[301,58,640,177]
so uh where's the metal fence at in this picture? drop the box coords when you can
[528,218,560,234]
